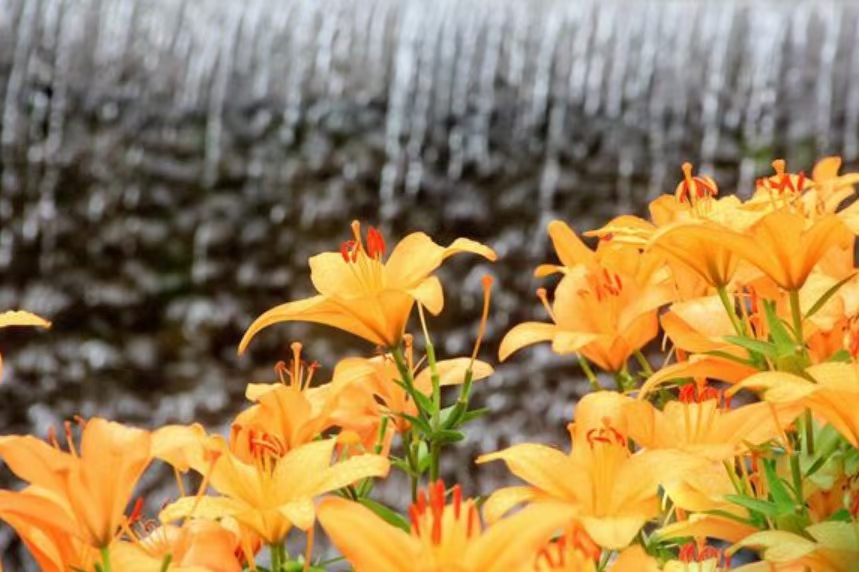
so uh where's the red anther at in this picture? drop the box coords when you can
[452,484,462,519]
[274,360,288,375]
[555,535,566,567]
[408,504,422,536]
[416,490,427,514]
[699,546,720,561]
[796,171,806,192]
[73,415,87,428]
[366,226,386,259]
[679,542,697,562]
[64,420,74,446]
[850,490,859,518]
[340,240,357,262]
[47,425,59,449]
[679,384,697,404]
[601,233,614,242]
[608,426,627,446]
[466,504,478,538]
[537,547,554,568]
[698,386,720,402]
[129,497,144,524]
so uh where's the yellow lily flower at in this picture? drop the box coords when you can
[731,521,859,572]
[533,522,600,572]
[729,361,859,447]
[715,209,853,291]
[328,352,493,435]
[159,434,389,545]
[807,156,859,216]
[0,417,152,549]
[238,221,495,350]
[0,488,97,572]
[500,258,673,372]
[317,481,575,572]
[639,355,759,397]
[478,423,667,549]
[626,388,797,461]
[660,295,738,355]
[0,309,51,382]
[114,520,244,572]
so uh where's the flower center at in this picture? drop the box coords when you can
[675,162,718,207]
[339,221,387,294]
[274,342,319,392]
[409,480,481,568]
[536,522,600,571]
[678,540,731,569]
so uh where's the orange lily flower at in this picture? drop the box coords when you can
[317,481,575,572]
[626,387,797,461]
[0,488,97,572]
[731,522,859,572]
[0,417,151,549]
[238,221,495,350]
[500,258,673,372]
[113,520,244,572]
[660,295,739,354]
[0,310,51,382]
[807,156,859,216]
[533,522,600,572]
[715,209,853,291]
[159,434,389,545]
[729,361,859,448]
[329,351,493,435]
[478,423,675,549]
[639,355,759,397]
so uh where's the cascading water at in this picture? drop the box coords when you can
[1,0,859,562]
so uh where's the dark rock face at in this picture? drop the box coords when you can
[1,0,859,565]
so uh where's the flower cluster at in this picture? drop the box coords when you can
[3,158,859,571]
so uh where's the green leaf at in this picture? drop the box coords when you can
[827,349,852,363]
[392,380,435,416]
[805,272,856,320]
[723,335,779,358]
[702,349,757,366]
[390,410,432,434]
[804,455,829,479]
[359,498,411,532]
[430,429,466,445]
[701,509,754,526]
[762,300,797,351]
[390,458,416,476]
[724,494,782,518]
[827,508,852,522]
[763,458,797,510]
[459,407,490,423]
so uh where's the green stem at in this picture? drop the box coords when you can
[803,409,815,457]
[633,349,654,378]
[788,289,805,346]
[577,354,602,391]
[390,345,423,499]
[789,453,804,508]
[100,547,111,572]
[424,338,442,484]
[270,543,281,571]
[717,285,745,336]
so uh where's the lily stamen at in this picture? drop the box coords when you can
[470,275,494,364]
[536,288,556,322]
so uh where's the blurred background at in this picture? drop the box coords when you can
[2,0,859,564]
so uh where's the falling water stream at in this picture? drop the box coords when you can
[1,0,859,563]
